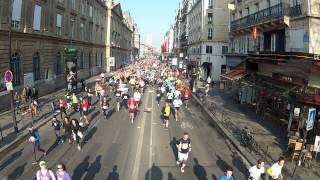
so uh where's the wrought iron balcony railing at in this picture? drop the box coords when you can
[230,3,302,31]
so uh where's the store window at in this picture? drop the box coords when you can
[33,52,41,81]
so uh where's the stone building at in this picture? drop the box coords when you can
[105,2,133,72]
[187,0,229,81]
[0,0,107,109]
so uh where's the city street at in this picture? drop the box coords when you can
[0,87,247,180]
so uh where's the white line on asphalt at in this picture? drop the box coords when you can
[148,90,154,180]
[131,91,150,180]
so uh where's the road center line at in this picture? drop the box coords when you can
[131,90,150,180]
[148,89,154,180]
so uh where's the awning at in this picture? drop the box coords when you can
[220,69,249,81]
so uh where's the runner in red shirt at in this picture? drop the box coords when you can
[184,87,191,109]
[127,97,137,123]
[80,99,90,124]
[59,99,68,120]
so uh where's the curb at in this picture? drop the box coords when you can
[0,113,54,162]
[191,93,258,167]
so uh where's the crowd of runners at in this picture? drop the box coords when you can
[19,58,283,180]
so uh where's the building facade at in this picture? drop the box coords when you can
[105,2,133,72]
[132,23,140,61]
[0,0,106,109]
[187,0,229,81]
[227,0,320,68]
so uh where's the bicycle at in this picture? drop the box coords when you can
[240,128,258,153]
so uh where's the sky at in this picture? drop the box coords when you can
[117,0,178,48]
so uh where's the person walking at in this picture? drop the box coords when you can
[71,118,83,151]
[267,157,285,180]
[36,161,56,180]
[218,166,235,180]
[56,162,71,180]
[52,115,63,144]
[249,159,266,180]
[176,132,191,173]
[28,126,46,162]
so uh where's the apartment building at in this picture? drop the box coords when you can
[187,0,229,81]
[0,0,107,108]
[173,6,182,57]
[227,0,320,68]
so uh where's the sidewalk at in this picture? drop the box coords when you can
[199,82,320,180]
[0,75,101,160]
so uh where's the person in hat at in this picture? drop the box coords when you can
[36,161,56,180]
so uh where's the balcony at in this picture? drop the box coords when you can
[230,3,302,31]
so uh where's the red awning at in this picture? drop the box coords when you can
[220,69,249,81]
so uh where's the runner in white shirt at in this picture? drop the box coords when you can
[174,89,181,99]
[249,159,265,180]
[133,90,141,109]
[167,90,174,104]
[173,97,183,121]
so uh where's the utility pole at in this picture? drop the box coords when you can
[8,0,18,132]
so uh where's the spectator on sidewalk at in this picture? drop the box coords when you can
[267,157,285,180]
[51,115,63,144]
[36,161,56,180]
[249,159,265,180]
[218,166,235,180]
[56,162,71,180]
[28,126,46,162]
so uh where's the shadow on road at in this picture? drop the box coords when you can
[170,137,178,161]
[83,155,102,180]
[231,154,248,177]
[73,156,90,179]
[7,162,27,179]
[193,158,208,180]
[211,174,218,180]
[0,148,24,171]
[106,165,119,180]
[168,172,176,180]
[145,163,163,180]
[215,154,230,172]
[83,126,98,144]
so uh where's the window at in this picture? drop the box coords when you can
[11,0,22,30]
[208,13,213,24]
[70,19,75,38]
[33,5,42,31]
[71,0,76,10]
[56,14,62,36]
[80,52,84,69]
[222,46,228,54]
[245,7,250,16]
[239,10,242,18]
[56,52,63,75]
[254,3,259,12]
[81,0,85,15]
[208,28,213,40]
[208,0,213,8]
[100,53,103,67]
[95,52,98,66]
[10,53,21,86]
[80,23,84,40]
[89,6,93,17]
[206,46,213,54]
[88,23,93,41]
[33,52,41,81]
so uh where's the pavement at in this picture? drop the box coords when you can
[0,86,248,180]
[193,81,320,180]
[0,75,102,161]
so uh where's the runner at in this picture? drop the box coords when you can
[102,98,109,119]
[184,86,191,109]
[156,87,162,106]
[115,89,122,112]
[58,98,68,120]
[71,118,83,151]
[71,93,79,112]
[174,88,181,99]
[249,159,265,180]
[267,157,285,180]
[218,166,235,180]
[133,89,141,110]
[63,116,72,144]
[176,132,191,173]
[121,90,129,110]
[36,161,56,180]
[51,115,63,144]
[166,89,174,104]
[127,97,137,123]
[173,96,183,121]
[163,102,171,128]
[80,98,90,124]
[29,126,46,162]
[56,162,71,180]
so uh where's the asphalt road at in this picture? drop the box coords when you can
[0,87,247,180]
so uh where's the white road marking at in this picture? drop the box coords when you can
[131,91,150,180]
[137,126,141,129]
[148,90,154,180]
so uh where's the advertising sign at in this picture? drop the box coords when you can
[109,57,115,66]
[172,58,178,66]
[4,70,13,82]
[306,108,316,131]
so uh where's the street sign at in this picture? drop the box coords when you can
[306,108,316,131]
[6,82,13,91]
[4,70,13,83]
[109,57,115,66]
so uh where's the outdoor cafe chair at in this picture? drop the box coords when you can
[292,142,303,160]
